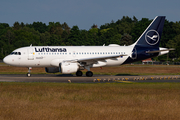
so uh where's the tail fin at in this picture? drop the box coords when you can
[123,16,166,64]
[134,16,165,48]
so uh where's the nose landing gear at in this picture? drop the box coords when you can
[27,67,32,77]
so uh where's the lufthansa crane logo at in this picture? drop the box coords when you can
[145,30,159,45]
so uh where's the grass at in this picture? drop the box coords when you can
[1,82,180,120]
[1,64,180,119]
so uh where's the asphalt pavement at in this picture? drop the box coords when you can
[0,74,180,83]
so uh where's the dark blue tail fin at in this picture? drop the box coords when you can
[134,16,165,48]
[123,16,166,64]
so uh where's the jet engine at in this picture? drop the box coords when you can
[45,67,59,73]
[59,62,79,74]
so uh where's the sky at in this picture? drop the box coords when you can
[0,0,180,30]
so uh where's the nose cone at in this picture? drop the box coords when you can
[3,56,11,65]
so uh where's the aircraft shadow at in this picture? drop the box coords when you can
[55,74,74,77]
[115,74,138,76]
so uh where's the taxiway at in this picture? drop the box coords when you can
[0,74,180,83]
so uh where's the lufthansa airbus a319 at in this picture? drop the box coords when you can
[3,16,173,77]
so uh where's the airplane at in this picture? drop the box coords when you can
[3,16,173,77]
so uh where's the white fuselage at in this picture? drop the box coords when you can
[3,45,133,68]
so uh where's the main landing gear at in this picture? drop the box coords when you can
[27,67,32,77]
[85,66,93,77]
[76,66,93,77]
[76,70,93,77]
[76,70,83,76]
[86,71,93,77]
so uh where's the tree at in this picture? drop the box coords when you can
[120,33,133,45]
[5,29,15,45]
[28,22,48,33]
[13,22,20,30]
[133,16,138,23]
[62,22,70,34]
[91,24,98,29]
[131,18,151,42]
[67,26,81,45]
[40,31,51,45]
[161,20,176,47]
[0,23,9,29]
[166,35,180,60]
[88,28,98,45]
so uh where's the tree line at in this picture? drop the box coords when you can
[0,16,180,61]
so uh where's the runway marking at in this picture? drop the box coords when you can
[114,80,134,83]
[140,77,144,80]
[125,78,129,80]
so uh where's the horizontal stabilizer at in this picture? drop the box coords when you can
[146,48,175,54]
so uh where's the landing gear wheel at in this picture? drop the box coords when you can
[86,71,93,77]
[76,71,83,76]
[27,73,31,77]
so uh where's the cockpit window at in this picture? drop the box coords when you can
[10,52,21,55]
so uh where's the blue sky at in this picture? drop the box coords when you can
[0,0,180,30]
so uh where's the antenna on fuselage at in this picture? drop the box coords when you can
[30,44,32,47]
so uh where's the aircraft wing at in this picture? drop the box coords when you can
[50,54,128,67]
[64,54,128,63]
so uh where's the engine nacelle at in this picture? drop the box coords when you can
[45,67,59,73]
[59,62,79,74]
